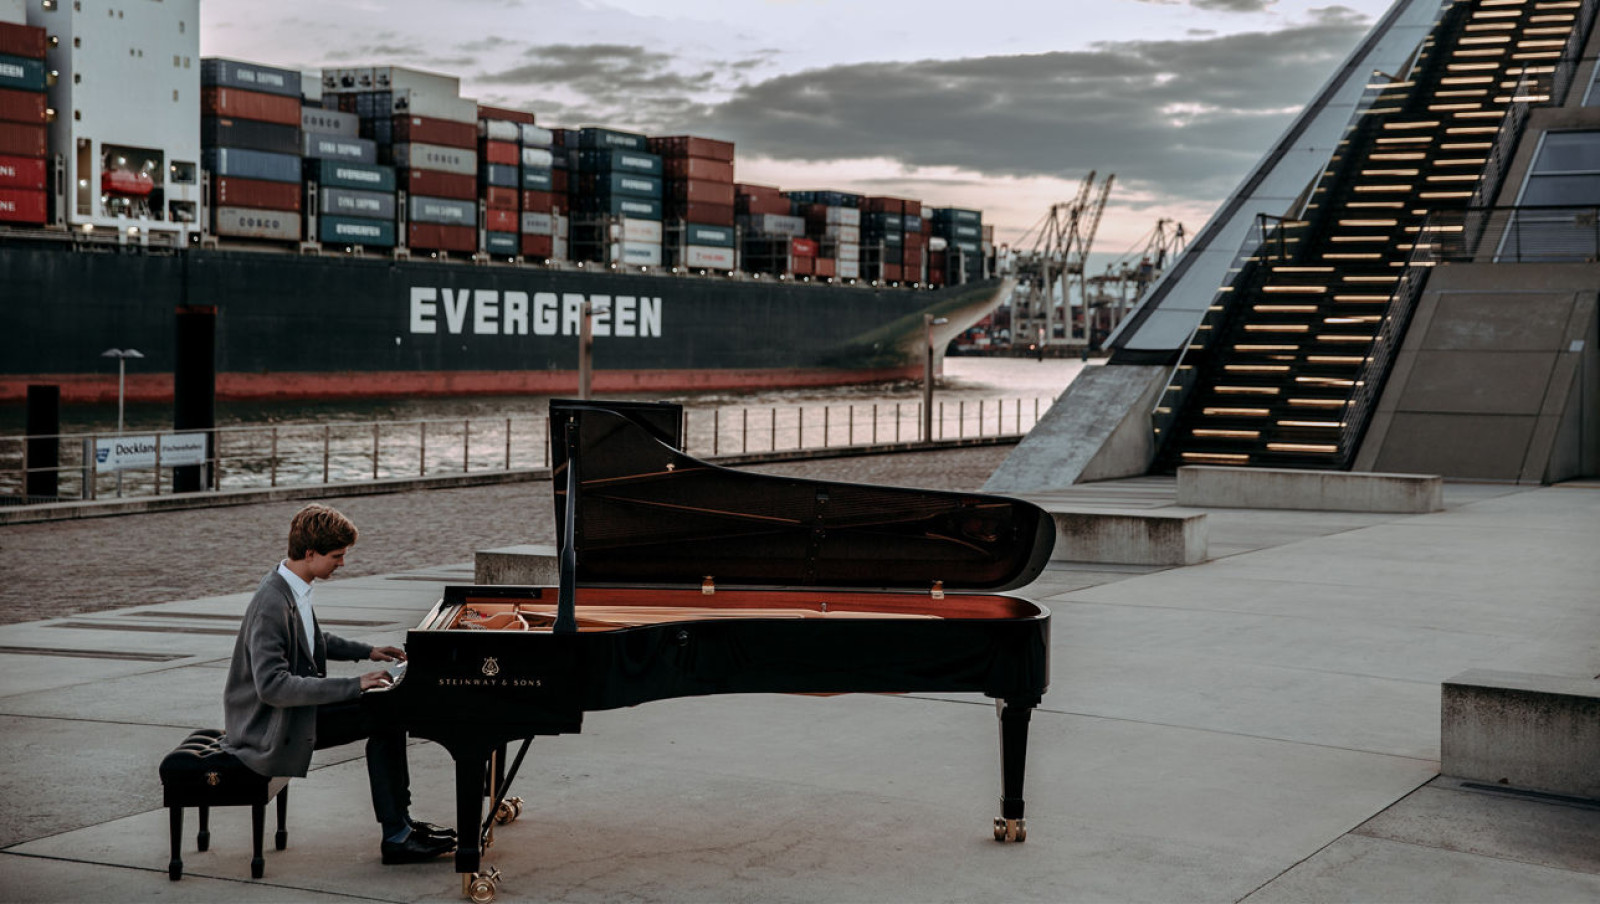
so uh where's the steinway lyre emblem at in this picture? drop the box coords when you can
[205,771,220,787]
[482,657,500,677]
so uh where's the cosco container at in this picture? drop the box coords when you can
[407,194,475,226]
[0,185,45,223]
[203,148,302,184]
[520,168,553,192]
[303,134,377,164]
[480,163,518,189]
[685,223,734,248]
[483,231,518,255]
[215,176,301,212]
[0,153,45,188]
[301,106,359,138]
[0,85,46,123]
[519,124,554,148]
[304,159,396,193]
[681,245,735,269]
[200,117,301,155]
[319,215,396,247]
[0,123,44,157]
[201,59,302,98]
[576,127,649,152]
[213,206,301,240]
[0,54,46,92]
[320,187,395,220]
[574,149,661,176]
[520,211,554,235]
[391,142,477,176]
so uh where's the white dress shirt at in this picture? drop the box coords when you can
[276,560,317,657]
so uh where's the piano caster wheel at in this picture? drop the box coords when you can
[993,817,1026,843]
[511,797,524,818]
[493,799,517,825]
[464,867,500,903]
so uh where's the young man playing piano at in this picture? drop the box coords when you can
[221,503,456,865]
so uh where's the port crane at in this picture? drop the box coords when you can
[1007,172,1114,349]
[1084,217,1188,344]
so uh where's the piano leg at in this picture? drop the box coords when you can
[452,747,489,875]
[994,697,1036,843]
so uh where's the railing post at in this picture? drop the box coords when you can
[978,400,984,438]
[797,406,803,450]
[372,423,379,480]
[270,426,279,488]
[505,417,512,470]
[895,402,901,443]
[770,407,776,451]
[872,403,878,444]
[81,437,93,500]
[823,406,829,449]
[323,424,331,484]
[848,404,854,446]
[154,438,162,496]
[939,402,945,440]
[959,401,965,439]
[462,419,469,473]
[420,421,427,476]
[212,430,222,492]
[741,408,748,454]
[713,408,719,455]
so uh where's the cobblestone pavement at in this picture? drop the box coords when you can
[0,445,1012,625]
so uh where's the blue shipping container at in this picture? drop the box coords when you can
[201,58,303,98]
[305,159,397,193]
[303,134,378,164]
[0,54,47,92]
[576,127,649,152]
[685,223,735,248]
[319,215,396,247]
[407,195,476,226]
[480,163,519,189]
[574,149,662,176]
[520,168,553,191]
[320,187,396,220]
[202,148,303,184]
[573,195,662,220]
[484,231,519,255]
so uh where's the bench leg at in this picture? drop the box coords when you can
[197,805,210,852]
[168,807,184,881]
[250,801,265,879]
[275,788,288,851]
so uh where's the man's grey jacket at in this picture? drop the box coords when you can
[222,569,375,777]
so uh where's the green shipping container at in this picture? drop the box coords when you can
[0,54,46,92]
[305,158,397,193]
[319,215,396,247]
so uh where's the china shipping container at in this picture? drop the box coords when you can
[202,59,302,97]
[304,134,378,164]
[0,153,45,188]
[0,185,45,223]
[320,187,396,219]
[407,194,476,226]
[203,147,301,183]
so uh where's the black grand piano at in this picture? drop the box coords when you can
[368,399,1054,902]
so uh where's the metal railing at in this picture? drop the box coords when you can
[2,397,1052,504]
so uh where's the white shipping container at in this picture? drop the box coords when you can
[391,142,478,176]
[823,224,860,243]
[837,259,860,280]
[835,242,860,262]
[392,90,479,125]
[612,218,663,243]
[480,120,520,142]
[683,245,735,269]
[556,214,568,239]
[213,206,301,241]
[742,213,806,237]
[821,206,861,226]
[322,67,375,93]
[615,241,662,266]
[299,70,323,103]
[928,236,949,252]
[520,147,554,169]
[520,211,554,235]
[519,124,555,147]
[372,66,461,97]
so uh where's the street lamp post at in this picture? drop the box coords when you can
[578,301,610,400]
[922,314,948,443]
[101,347,144,496]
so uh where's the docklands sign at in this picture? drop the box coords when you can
[408,288,662,338]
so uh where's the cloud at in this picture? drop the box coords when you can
[1132,0,1279,10]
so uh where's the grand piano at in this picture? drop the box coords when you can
[368,399,1054,902]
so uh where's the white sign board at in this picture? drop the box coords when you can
[95,433,208,472]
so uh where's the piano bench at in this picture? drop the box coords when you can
[158,729,290,881]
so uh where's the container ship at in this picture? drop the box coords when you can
[0,1,1001,403]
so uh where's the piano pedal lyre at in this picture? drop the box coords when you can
[993,816,1026,843]
[464,866,501,903]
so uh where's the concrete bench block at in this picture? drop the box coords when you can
[474,544,560,585]
[1176,465,1444,513]
[1046,510,1208,566]
[1441,669,1600,799]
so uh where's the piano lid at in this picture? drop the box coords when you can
[550,400,1054,593]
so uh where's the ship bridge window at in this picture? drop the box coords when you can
[170,161,195,185]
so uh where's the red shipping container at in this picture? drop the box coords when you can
[201,87,301,127]
[520,234,554,258]
[0,22,47,59]
[521,189,556,213]
[401,168,476,201]
[903,248,923,268]
[791,256,814,276]
[0,87,47,125]
[478,105,535,125]
[904,233,925,249]
[666,179,734,206]
[393,115,476,149]
[480,140,518,166]
[735,182,782,199]
[791,238,818,257]
[484,186,519,211]
[215,176,301,212]
[0,122,46,157]
[550,169,568,194]
[905,200,922,218]
[814,258,836,278]
[663,157,734,183]
[484,207,517,232]
[0,153,46,189]
[650,135,735,162]
[881,264,903,281]
[665,200,734,226]
[408,223,477,253]
[736,193,790,216]
[0,186,46,223]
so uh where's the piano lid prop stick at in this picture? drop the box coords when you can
[554,415,580,634]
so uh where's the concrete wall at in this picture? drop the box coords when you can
[1442,670,1600,800]
[984,364,1167,493]
[1176,466,1442,513]
[1355,263,1600,483]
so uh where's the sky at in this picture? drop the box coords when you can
[202,0,1401,264]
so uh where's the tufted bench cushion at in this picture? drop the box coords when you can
[158,729,289,880]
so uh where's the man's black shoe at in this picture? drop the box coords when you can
[410,818,457,840]
[381,832,454,865]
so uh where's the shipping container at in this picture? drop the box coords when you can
[932,207,981,224]
[685,223,734,247]
[520,147,554,169]
[821,223,860,243]
[478,105,535,125]
[304,159,397,193]
[520,211,553,235]
[574,149,662,176]
[664,179,734,206]
[0,21,46,59]
[519,124,554,148]
[792,257,813,276]
[480,139,518,166]
[215,175,301,212]
[0,53,45,91]
[837,259,860,280]
[739,213,805,237]
[480,162,518,188]
[483,185,518,211]
[392,115,477,149]
[828,241,860,262]
[0,184,44,223]
[368,66,461,97]
[786,190,862,208]
[792,237,818,257]
[649,135,735,163]
[407,222,477,252]
[0,85,45,124]
[201,117,301,155]
[479,120,521,143]
[319,186,395,219]
[616,218,663,243]
[576,127,649,152]
[407,194,475,226]
[664,200,734,226]
[392,91,479,125]
[303,133,377,164]
[881,264,903,282]
[391,142,476,176]
[484,207,516,233]
[576,171,661,199]
[214,206,301,241]
[520,167,553,192]
[521,189,556,213]
[483,231,518,255]
[201,59,302,98]
[0,152,44,188]
[302,106,359,138]
[201,87,302,127]
[203,147,301,184]
[736,192,791,217]
[520,233,554,258]
[0,122,44,156]
[814,258,836,278]
[319,215,397,247]
[661,156,734,183]
[571,195,662,220]
[681,244,735,269]
[615,241,662,266]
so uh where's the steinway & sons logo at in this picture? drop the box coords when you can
[435,656,542,688]
[482,657,500,677]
